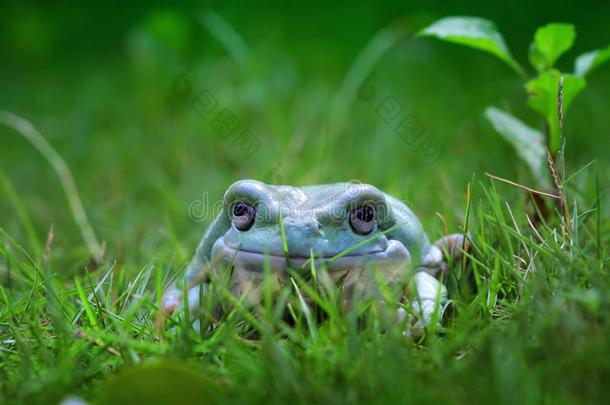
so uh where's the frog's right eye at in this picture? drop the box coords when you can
[349,205,375,235]
[231,201,256,231]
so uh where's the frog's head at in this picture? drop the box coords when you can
[207,179,427,279]
[161,179,432,313]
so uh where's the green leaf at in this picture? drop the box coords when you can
[419,16,523,74]
[525,69,586,152]
[528,23,576,72]
[574,45,610,76]
[484,107,548,184]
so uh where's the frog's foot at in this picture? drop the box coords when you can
[402,233,468,335]
[400,272,448,336]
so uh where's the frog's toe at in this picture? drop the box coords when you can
[162,289,181,314]
[162,285,204,315]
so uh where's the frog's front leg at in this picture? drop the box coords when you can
[401,233,467,334]
[163,210,231,315]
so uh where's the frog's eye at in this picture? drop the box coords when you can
[349,205,375,235]
[231,201,256,231]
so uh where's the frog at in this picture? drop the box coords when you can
[163,179,466,332]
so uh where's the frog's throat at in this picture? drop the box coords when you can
[210,237,411,273]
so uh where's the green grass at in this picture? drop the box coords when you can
[1,3,609,404]
[0,162,607,403]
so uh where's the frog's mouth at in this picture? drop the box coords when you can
[211,237,411,273]
[161,239,413,313]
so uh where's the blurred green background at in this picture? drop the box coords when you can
[1,0,609,268]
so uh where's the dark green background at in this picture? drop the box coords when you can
[1,0,608,266]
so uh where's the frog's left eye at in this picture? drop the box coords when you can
[232,201,256,231]
[349,205,375,235]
